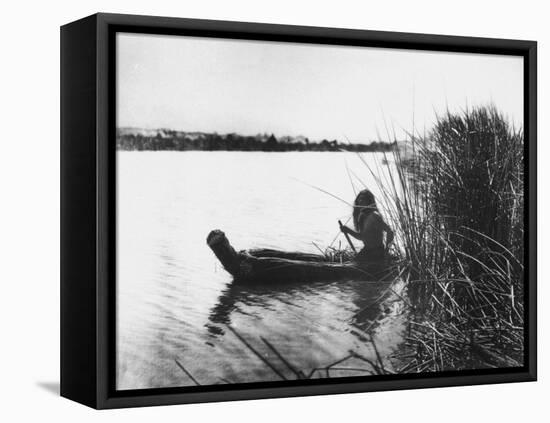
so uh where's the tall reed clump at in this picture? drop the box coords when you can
[375,105,524,372]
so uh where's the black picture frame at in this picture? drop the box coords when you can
[60,12,537,409]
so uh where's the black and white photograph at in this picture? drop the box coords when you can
[115,32,526,391]
[2,0,548,418]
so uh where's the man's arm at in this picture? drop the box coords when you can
[385,228,395,248]
[379,218,394,248]
[372,213,394,248]
[340,224,363,241]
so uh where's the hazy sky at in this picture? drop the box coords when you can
[117,33,523,142]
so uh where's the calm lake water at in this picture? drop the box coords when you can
[116,151,405,390]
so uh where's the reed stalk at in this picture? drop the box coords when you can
[368,105,525,371]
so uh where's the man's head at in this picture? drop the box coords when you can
[353,189,378,230]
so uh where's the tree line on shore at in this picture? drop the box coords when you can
[116,129,395,152]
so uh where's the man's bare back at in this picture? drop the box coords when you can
[341,211,393,252]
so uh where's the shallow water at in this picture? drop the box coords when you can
[116,151,405,390]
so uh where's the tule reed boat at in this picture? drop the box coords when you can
[207,229,398,285]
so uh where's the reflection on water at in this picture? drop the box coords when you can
[207,279,394,338]
[116,151,405,390]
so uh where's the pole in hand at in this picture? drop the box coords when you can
[338,220,357,254]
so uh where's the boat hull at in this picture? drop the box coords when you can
[207,230,395,284]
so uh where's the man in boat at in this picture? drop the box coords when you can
[340,189,394,263]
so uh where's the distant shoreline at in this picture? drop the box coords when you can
[117,128,396,153]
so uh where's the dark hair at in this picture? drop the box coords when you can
[353,189,378,230]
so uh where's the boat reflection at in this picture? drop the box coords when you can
[205,274,397,340]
